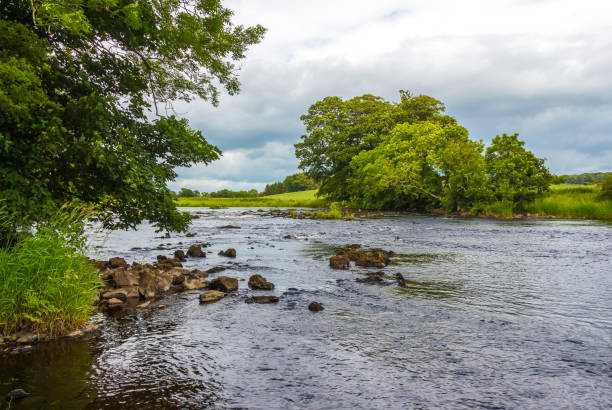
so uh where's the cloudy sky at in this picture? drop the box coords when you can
[170,0,612,192]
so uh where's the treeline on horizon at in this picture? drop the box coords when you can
[173,173,317,198]
[559,172,612,185]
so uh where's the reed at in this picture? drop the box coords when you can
[525,184,612,219]
[0,207,100,336]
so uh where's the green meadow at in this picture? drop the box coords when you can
[525,184,612,220]
[175,189,328,208]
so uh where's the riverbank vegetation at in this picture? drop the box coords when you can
[524,184,612,219]
[0,209,99,336]
[176,190,328,208]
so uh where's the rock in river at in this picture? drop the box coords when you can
[187,245,206,257]
[329,254,350,270]
[218,248,236,258]
[199,290,225,304]
[174,250,186,261]
[208,276,238,293]
[245,295,279,304]
[308,301,324,312]
[248,274,275,290]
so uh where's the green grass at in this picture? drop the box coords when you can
[0,208,100,336]
[176,189,328,208]
[524,184,612,219]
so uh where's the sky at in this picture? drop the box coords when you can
[169,0,612,192]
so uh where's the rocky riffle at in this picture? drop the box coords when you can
[329,245,395,270]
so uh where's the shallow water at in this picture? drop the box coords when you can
[2,209,611,409]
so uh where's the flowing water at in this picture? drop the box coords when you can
[2,209,611,409]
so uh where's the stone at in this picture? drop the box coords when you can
[208,276,238,293]
[156,255,167,261]
[107,297,124,307]
[137,301,151,308]
[156,257,183,269]
[16,331,38,344]
[248,274,274,290]
[172,274,185,285]
[308,301,324,312]
[245,295,279,304]
[174,250,186,261]
[206,266,226,274]
[329,254,350,269]
[182,278,209,290]
[185,232,196,237]
[218,248,236,258]
[108,257,129,268]
[111,268,139,287]
[6,389,30,401]
[218,225,241,229]
[187,245,206,257]
[199,290,225,304]
[355,254,387,268]
[356,272,384,283]
[101,288,128,302]
[395,272,406,287]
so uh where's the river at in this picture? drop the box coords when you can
[2,208,611,409]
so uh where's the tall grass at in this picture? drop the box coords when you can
[0,207,100,336]
[525,184,612,219]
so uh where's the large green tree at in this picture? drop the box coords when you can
[0,0,265,238]
[485,133,552,209]
[294,91,449,201]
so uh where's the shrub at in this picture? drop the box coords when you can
[0,207,100,336]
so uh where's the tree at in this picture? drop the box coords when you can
[295,92,447,201]
[0,1,265,239]
[485,133,552,209]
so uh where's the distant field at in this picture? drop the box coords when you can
[525,184,612,220]
[175,189,327,208]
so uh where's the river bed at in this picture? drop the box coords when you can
[2,208,611,409]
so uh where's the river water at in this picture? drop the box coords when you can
[2,209,611,409]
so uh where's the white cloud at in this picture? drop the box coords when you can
[172,0,612,188]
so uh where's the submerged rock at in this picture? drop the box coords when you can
[245,295,279,304]
[329,254,350,270]
[199,290,225,304]
[187,245,206,257]
[218,248,237,258]
[218,225,241,229]
[395,272,406,287]
[308,301,324,312]
[248,274,275,290]
[356,272,384,283]
[206,266,226,274]
[208,276,238,293]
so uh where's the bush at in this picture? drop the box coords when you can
[0,208,100,336]
[600,176,612,200]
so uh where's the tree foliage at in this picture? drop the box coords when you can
[295,91,551,213]
[485,133,552,209]
[0,0,265,238]
[262,172,317,196]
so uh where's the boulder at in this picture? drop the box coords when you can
[156,255,167,261]
[208,276,238,293]
[174,250,186,261]
[111,268,139,287]
[187,245,206,257]
[199,290,225,304]
[218,248,236,258]
[107,297,124,307]
[308,301,324,312]
[108,257,129,269]
[355,253,388,268]
[248,274,274,290]
[245,295,279,304]
[329,254,350,270]
[101,288,129,302]
[395,272,406,287]
[182,278,209,290]
[156,258,183,269]
[172,274,185,285]
[138,270,158,299]
[6,389,30,401]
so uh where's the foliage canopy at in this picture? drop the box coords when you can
[0,0,265,238]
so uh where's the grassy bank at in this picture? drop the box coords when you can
[524,184,612,220]
[176,189,328,208]
[0,210,100,336]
